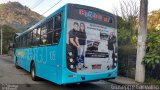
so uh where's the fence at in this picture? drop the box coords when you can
[118,46,137,79]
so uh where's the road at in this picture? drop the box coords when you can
[0,55,116,90]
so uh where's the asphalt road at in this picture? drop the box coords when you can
[0,55,117,90]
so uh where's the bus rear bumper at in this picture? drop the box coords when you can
[61,68,118,84]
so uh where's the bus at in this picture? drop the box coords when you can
[14,3,118,85]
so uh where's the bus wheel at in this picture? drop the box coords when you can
[15,57,20,69]
[31,62,38,81]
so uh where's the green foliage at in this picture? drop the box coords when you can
[117,16,137,77]
[119,45,137,56]
[131,35,137,46]
[0,25,17,54]
[145,76,160,85]
[143,30,160,69]
[118,27,131,45]
[117,16,138,46]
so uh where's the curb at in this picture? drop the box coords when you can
[107,80,126,85]
[106,78,141,85]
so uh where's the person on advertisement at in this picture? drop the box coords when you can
[77,23,88,70]
[108,32,116,69]
[68,22,80,72]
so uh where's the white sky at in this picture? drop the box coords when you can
[0,0,159,17]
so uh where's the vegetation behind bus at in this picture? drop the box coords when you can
[117,7,160,80]
[0,25,17,54]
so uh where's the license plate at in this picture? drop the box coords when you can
[92,64,101,69]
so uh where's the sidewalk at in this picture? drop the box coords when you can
[108,76,140,85]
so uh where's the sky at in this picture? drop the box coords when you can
[0,0,160,17]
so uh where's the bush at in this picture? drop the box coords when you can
[0,25,17,54]
[145,76,160,85]
[143,29,160,69]
[118,28,131,45]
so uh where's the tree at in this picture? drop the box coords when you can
[147,10,160,29]
[0,25,17,54]
[113,0,140,45]
[135,0,148,83]
[113,0,140,28]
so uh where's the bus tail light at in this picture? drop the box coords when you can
[69,58,74,63]
[67,51,77,72]
[68,52,73,56]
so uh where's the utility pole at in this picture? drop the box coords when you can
[0,26,2,55]
[135,0,148,83]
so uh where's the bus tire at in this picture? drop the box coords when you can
[31,62,38,81]
[15,57,20,69]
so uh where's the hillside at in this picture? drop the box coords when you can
[0,2,44,32]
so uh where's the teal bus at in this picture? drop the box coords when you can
[14,3,118,85]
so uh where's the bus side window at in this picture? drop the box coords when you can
[27,31,32,47]
[16,38,19,48]
[41,25,47,45]
[24,34,27,47]
[26,33,28,47]
[30,31,33,46]
[37,28,41,45]
[47,18,54,44]
[20,36,23,47]
[15,38,17,48]
[53,13,62,44]
[22,36,24,47]
[32,29,37,46]
[18,38,20,48]
[33,28,40,46]
[20,36,22,47]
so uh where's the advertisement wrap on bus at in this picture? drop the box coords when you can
[66,7,117,73]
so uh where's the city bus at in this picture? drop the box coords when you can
[14,3,118,85]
